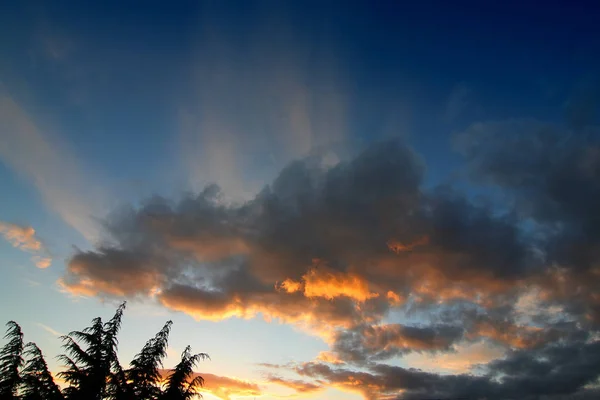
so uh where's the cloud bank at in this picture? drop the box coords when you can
[60,120,600,398]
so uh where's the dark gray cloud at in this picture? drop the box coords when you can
[426,187,535,279]
[288,335,600,400]
[456,120,600,262]
[456,119,600,324]
[62,139,536,320]
[331,323,465,363]
[61,133,600,399]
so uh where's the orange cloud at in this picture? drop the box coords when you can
[279,267,379,303]
[0,221,52,268]
[386,291,404,305]
[156,283,384,346]
[316,351,345,365]
[158,370,261,400]
[303,268,379,302]
[406,262,516,307]
[158,289,251,321]
[278,278,303,293]
[402,341,504,374]
[0,222,42,251]
[32,256,52,269]
[267,375,323,394]
[199,372,262,400]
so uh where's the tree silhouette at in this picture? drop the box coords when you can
[58,316,107,400]
[58,302,126,400]
[20,343,63,400]
[126,321,173,400]
[0,321,24,400]
[0,304,209,400]
[160,346,209,400]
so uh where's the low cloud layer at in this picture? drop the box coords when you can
[60,122,600,398]
[158,370,260,400]
[266,375,323,395]
[283,335,600,400]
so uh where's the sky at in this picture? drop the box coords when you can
[1,1,600,399]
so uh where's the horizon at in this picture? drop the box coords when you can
[1,1,600,399]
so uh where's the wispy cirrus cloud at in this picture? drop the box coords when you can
[36,322,63,337]
[0,221,52,268]
[0,92,107,241]
[179,6,354,201]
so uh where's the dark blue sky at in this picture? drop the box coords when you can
[3,1,598,186]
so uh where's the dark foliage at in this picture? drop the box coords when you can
[0,321,24,400]
[0,304,209,400]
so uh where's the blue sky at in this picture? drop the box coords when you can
[1,1,600,399]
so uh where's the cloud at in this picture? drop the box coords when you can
[444,83,471,122]
[198,373,261,400]
[36,322,63,337]
[60,247,166,297]
[158,370,261,400]
[455,119,600,323]
[288,337,600,400]
[0,222,42,251]
[32,256,52,269]
[331,323,465,363]
[60,135,600,398]
[402,340,505,374]
[179,7,350,200]
[316,351,344,365]
[266,375,323,394]
[0,93,106,240]
[278,264,379,302]
[0,221,52,268]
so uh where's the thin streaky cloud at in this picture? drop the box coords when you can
[36,322,63,337]
[24,278,41,287]
[179,17,349,200]
[0,92,107,241]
